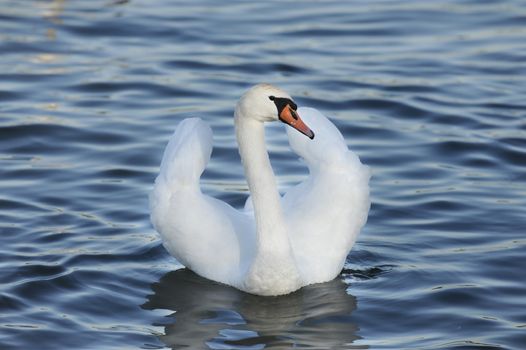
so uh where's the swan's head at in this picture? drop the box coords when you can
[236,84,315,139]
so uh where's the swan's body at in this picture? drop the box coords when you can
[150,84,370,296]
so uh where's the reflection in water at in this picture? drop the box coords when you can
[144,269,367,349]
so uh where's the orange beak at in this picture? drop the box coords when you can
[279,105,315,139]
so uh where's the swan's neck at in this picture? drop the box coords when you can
[234,109,301,295]
[235,116,290,252]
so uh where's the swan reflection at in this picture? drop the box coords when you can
[144,269,367,349]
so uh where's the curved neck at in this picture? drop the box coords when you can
[234,113,290,252]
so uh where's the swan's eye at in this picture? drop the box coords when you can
[269,96,275,101]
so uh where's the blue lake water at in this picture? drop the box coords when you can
[1,0,525,349]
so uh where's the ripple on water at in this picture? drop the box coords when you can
[1,0,526,349]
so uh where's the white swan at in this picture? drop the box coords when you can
[150,84,370,296]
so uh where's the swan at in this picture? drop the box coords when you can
[150,84,370,296]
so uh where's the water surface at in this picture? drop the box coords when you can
[1,0,525,349]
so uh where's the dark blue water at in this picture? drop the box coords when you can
[1,1,525,349]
